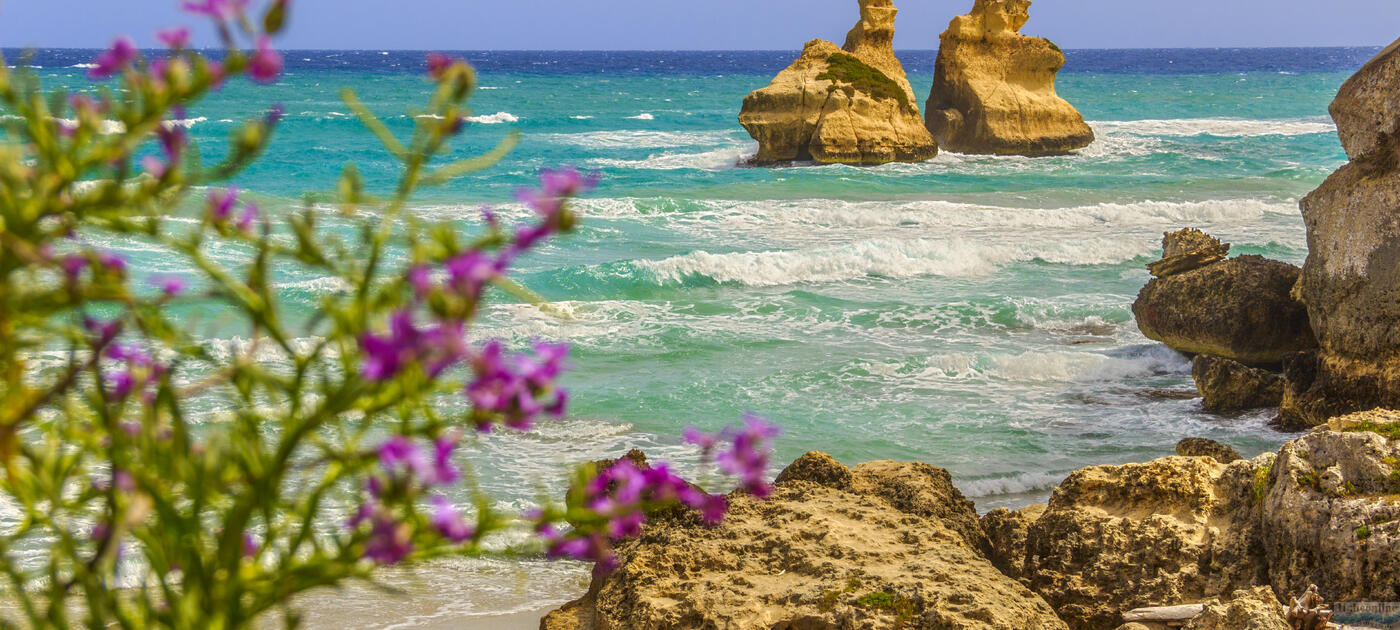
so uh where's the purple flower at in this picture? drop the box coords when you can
[444,250,500,300]
[716,414,780,498]
[142,155,168,177]
[361,509,413,565]
[406,265,433,297]
[207,187,238,222]
[108,370,136,399]
[427,436,461,485]
[359,311,420,381]
[156,26,191,49]
[429,496,474,543]
[242,532,258,558]
[181,0,247,21]
[237,202,260,233]
[425,52,454,80]
[83,317,122,346]
[378,435,429,480]
[149,275,188,296]
[89,37,137,80]
[247,36,283,83]
[682,425,721,453]
[465,341,569,431]
[98,252,125,274]
[60,254,88,280]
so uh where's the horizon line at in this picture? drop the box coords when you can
[1,45,1387,53]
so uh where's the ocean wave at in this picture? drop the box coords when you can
[1089,117,1335,138]
[626,112,655,120]
[568,196,1297,244]
[957,471,1067,497]
[633,236,1151,288]
[534,129,739,150]
[589,144,754,171]
[68,63,98,69]
[465,111,519,124]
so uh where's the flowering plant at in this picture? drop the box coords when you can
[0,2,775,627]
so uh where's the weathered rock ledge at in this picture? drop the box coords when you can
[543,423,1400,630]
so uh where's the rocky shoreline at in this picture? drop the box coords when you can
[538,32,1400,630]
[541,420,1399,629]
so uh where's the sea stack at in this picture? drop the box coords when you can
[1279,39,1400,428]
[924,0,1094,156]
[738,0,937,165]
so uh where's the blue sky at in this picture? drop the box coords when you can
[4,1,1399,50]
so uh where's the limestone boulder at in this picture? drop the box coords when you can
[1191,354,1284,413]
[1132,255,1316,365]
[1328,38,1400,165]
[541,454,1068,630]
[1148,229,1229,279]
[1184,587,1288,630]
[1021,456,1268,630]
[924,0,1094,155]
[739,0,936,165]
[981,503,1045,581]
[1285,39,1400,427]
[1256,430,1400,601]
[1175,437,1242,464]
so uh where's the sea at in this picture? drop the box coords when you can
[4,46,1378,626]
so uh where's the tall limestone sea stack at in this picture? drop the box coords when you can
[738,0,937,165]
[1279,39,1400,428]
[924,0,1094,155]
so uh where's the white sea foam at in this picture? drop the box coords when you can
[465,111,519,124]
[535,129,739,150]
[69,63,98,69]
[634,236,1151,288]
[626,112,655,120]
[569,196,1298,247]
[958,471,1067,497]
[1089,117,1336,138]
[569,115,594,120]
[589,143,754,171]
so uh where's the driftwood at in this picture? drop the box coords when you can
[1122,603,1206,622]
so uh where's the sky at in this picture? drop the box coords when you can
[3,0,1399,50]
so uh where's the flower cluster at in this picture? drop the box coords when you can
[347,434,473,564]
[87,0,285,89]
[536,416,778,574]
[357,168,594,431]
[204,187,260,234]
[535,458,727,573]
[684,413,781,498]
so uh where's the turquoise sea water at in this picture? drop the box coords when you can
[6,47,1377,624]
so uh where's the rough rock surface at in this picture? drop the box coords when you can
[738,0,936,165]
[924,0,1094,155]
[981,503,1045,581]
[1132,255,1316,365]
[1184,587,1288,630]
[1015,429,1400,630]
[1191,354,1284,413]
[1148,229,1230,279]
[1175,437,1242,464]
[1257,430,1400,602]
[1325,407,1400,432]
[542,453,1068,630]
[1022,456,1267,630]
[1284,39,1400,427]
[1329,38,1400,164]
